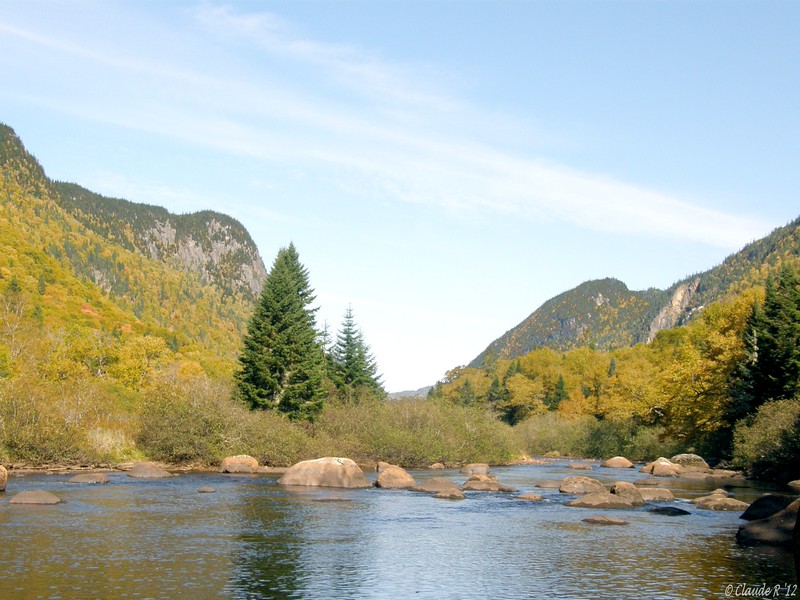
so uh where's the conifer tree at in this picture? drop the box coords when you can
[330,304,384,399]
[235,244,325,421]
[731,264,800,419]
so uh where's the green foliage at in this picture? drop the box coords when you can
[235,244,326,421]
[328,304,384,400]
[732,398,800,482]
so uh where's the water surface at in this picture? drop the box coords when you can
[1,461,797,599]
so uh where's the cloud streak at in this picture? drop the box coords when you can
[0,3,768,250]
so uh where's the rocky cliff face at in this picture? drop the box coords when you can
[54,182,267,301]
[646,278,700,342]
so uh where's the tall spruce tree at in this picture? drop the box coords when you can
[235,243,326,421]
[731,264,800,420]
[330,305,384,398]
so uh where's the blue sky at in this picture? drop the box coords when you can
[1,1,798,392]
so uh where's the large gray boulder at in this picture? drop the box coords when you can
[559,476,606,495]
[375,464,416,489]
[10,490,63,505]
[0,465,7,492]
[737,498,799,547]
[220,455,259,474]
[128,462,173,479]
[278,457,371,488]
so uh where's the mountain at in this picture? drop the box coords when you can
[471,216,800,367]
[0,123,266,370]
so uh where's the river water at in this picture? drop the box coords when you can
[1,461,797,599]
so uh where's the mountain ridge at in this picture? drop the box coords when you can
[471,216,800,368]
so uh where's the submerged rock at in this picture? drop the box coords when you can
[10,490,63,505]
[68,473,110,484]
[435,489,465,500]
[582,515,629,526]
[567,463,593,471]
[197,486,216,493]
[518,493,544,502]
[278,457,371,489]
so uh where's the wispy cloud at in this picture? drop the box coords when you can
[0,3,769,250]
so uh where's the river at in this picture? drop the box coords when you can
[0,461,797,599]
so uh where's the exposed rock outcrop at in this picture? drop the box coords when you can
[647,279,700,342]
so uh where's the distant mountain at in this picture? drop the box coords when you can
[0,122,266,366]
[389,385,433,399]
[471,216,800,367]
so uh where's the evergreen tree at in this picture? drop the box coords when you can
[330,305,384,398]
[235,244,326,421]
[544,375,568,410]
[731,265,800,419]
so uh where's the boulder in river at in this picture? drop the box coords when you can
[461,474,517,493]
[0,465,7,492]
[601,456,634,469]
[559,476,606,495]
[278,457,371,489]
[128,462,173,479]
[435,489,465,500]
[642,457,682,478]
[567,491,634,509]
[670,453,710,471]
[740,494,797,521]
[220,455,259,474]
[375,464,416,489]
[649,506,691,516]
[692,493,749,511]
[638,488,675,503]
[10,490,63,505]
[610,481,644,506]
[787,480,800,493]
[68,473,110,484]
[411,477,462,495]
[518,493,543,502]
[737,498,799,547]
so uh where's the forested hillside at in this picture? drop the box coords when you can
[472,217,800,367]
[0,123,265,375]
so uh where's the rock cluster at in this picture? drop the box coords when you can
[640,455,742,480]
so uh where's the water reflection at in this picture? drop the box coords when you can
[0,464,796,599]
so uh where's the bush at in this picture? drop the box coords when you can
[732,398,800,482]
[514,413,680,460]
[314,398,521,467]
